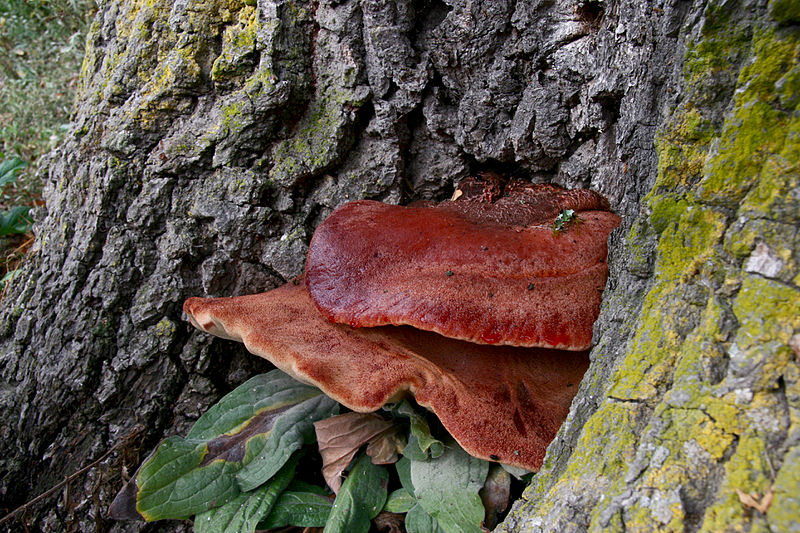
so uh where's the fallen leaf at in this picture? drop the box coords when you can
[366,430,402,465]
[479,464,511,529]
[735,487,774,513]
[315,412,398,493]
[374,511,405,533]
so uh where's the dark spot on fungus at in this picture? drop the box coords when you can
[446,270,454,277]
[490,454,500,461]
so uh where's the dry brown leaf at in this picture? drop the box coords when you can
[480,464,511,529]
[314,412,398,493]
[374,511,405,533]
[735,487,774,513]
[365,429,402,465]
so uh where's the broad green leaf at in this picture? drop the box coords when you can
[0,157,26,188]
[410,440,489,533]
[0,269,21,288]
[390,400,443,459]
[500,462,531,479]
[257,491,333,528]
[285,479,331,495]
[384,488,415,513]
[405,503,446,533]
[194,455,298,533]
[109,371,337,521]
[188,371,327,440]
[237,393,339,491]
[131,437,241,521]
[0,206,32,236]
[395,456,413,493]
[323,453,389,533]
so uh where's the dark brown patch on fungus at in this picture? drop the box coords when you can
[305,177,621,349]
[183,282,589,471]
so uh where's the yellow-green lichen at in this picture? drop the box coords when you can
[732,275,800,349]
[269,85,370,187]
[516,6,800,531]
[700,432,776,532]
[697,28,798,207]
[211,5,259,82]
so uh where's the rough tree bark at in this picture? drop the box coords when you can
[0,0,797,531]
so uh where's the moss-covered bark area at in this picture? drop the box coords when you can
[503,3,799,531]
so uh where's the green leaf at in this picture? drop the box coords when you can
[187,370,328,440]
[395,456,413,494]
[0,157,26,188]
[384,488,415,513]
[405,503,446,533]
[499,462,531,479]
[0,205,32,236]
[109,370,338,522]
[410,440,489,533]
[0,269,21,288]
[134,437,241,521]
[194,455,298,533]
[323,453,389,533]
[390,400,444,459]
[237,393,339,491]
[285,479,331,495]
[257,491,334,528]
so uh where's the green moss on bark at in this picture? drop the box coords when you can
[504,4,800,531]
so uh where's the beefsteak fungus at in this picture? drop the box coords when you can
[305,176,620,349]
[184,175,619,470]
[184,281,589,470]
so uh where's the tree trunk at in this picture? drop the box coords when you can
[1,0,797,531]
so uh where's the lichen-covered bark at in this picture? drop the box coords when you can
[0,0,795,531]
[501,3,800,531]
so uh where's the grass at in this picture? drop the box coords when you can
[0,0,96,286]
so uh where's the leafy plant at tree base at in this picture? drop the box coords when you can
[0,157,32,236]
[0,157,27,189]
[0,157,32,237]
[0,205,31,237]
[111,369,529,532]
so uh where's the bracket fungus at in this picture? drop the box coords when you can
[184,281,588,470]
[183,175,620,471]
[305,175,621,349]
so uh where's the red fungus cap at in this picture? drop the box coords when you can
[304,176,621,350]
[183,281,589,471]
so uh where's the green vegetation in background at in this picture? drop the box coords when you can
[0,0,94,290]
[0,0,95,180]
[0,155,33,290]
